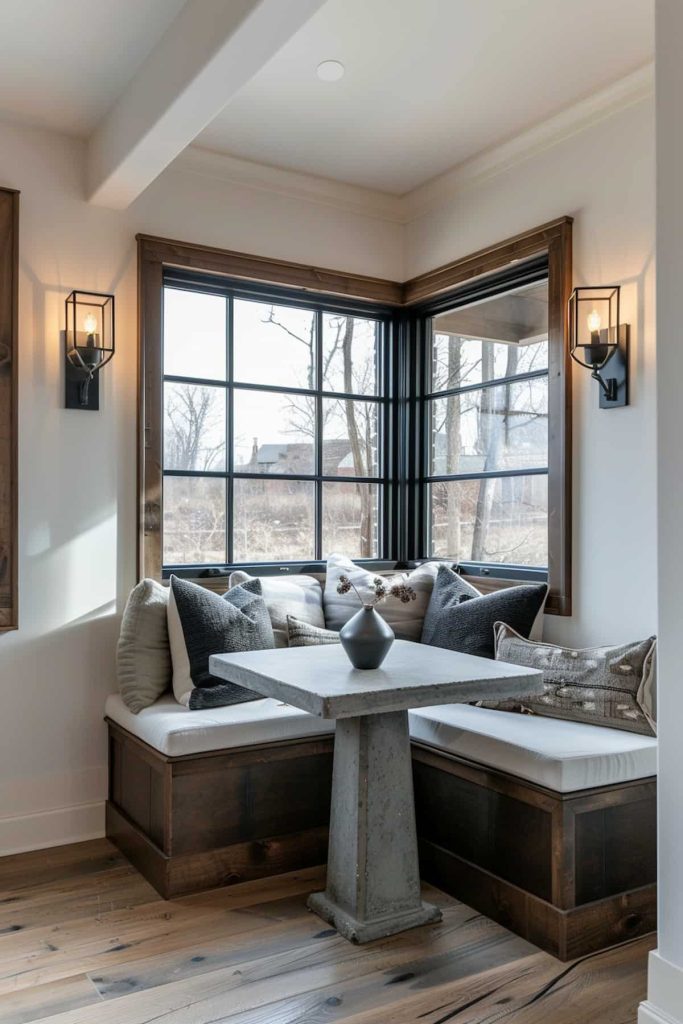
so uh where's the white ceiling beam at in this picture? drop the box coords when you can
[86,0,327,209]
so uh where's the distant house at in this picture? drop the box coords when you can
[239,438,355,475]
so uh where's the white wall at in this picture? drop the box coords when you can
[0,93,657,854]
[406,96,657,649]
[0,118,403,854]
[640,3,683,1022]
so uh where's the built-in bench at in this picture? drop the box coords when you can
[105,693,656,960]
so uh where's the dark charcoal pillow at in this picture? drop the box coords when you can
[168,576,274,710]
[421,564,547,659]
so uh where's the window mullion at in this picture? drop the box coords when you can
[315,309,323,561]
[227,294,234,566]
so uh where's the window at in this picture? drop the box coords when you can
[139,219,570,612]
[160,279,390,569]
[424,278,550,574]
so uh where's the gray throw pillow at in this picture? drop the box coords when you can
[168,576,274,710]
[482,623,657,736]
[229,571,325,648]
[117,579,172,713]
[421,564,548,659]
[286,615,340,648]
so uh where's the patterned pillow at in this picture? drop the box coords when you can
[482,623,657,736]
[286,615,340,648]
[229,571,324,649]
[421,565,548,659]
[168,576,274,710]
[323,554,446,640]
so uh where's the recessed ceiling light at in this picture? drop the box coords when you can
[316,60,345,82]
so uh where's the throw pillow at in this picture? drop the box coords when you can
[168,576,274,710]
[286,615,340,648]
[229,570,324,648]
[482,623,657,736]
[117,578,172,713]
[421,564,548,659]
[323,554,445,640]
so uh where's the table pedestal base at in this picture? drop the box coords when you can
[307,709,443,943]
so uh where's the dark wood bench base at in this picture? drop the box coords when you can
[412,741,657,960]
[107,720,333,899]
[107,720,656,958]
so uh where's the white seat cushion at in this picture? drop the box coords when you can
[408,704,657,792]
[104,693,334,757]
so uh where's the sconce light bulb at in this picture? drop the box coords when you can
[83,313,98,335]
[587,309,602,333]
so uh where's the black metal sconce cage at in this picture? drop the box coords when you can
[65,290,115,410]
[568,285,629,408]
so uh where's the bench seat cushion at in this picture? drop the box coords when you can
[408,704,657,792]
[104,693,334,757]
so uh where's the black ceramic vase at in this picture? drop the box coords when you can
[339,605,395,669]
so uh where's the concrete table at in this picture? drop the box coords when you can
[210,639,543,943]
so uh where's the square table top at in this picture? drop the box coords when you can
[209,640,543,719]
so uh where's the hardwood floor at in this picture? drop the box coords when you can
[0,839,653,1024]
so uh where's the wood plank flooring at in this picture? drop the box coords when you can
[0,839,653,1024]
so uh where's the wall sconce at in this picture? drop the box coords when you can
[568,286,629,409]
[64,291,115,410]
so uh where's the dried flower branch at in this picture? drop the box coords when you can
[336,573,417,608]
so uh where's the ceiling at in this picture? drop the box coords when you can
[0,0,653,203]
[196,0,653,194]
[0,0,186,135]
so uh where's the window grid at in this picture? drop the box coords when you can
[420,277,550,576]
[161,280,391,571]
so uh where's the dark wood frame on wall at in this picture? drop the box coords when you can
[0,188,19,633]
[138,217,572,614]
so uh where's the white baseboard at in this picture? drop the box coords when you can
[639,1002,679,1024]
[639,952,683,1024]
[0,801,105,856]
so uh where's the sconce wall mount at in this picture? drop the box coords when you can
[569,285,629,409]
[64,291,115,411]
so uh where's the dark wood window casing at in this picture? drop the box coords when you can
[0,187,19,633]
[138,217,572,615]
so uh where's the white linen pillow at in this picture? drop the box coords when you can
[116,579,171,713]
[229,571,325,648]
[323,554,451,641]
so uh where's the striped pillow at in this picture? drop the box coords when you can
[229,571,325,648]
[286,615,340,648]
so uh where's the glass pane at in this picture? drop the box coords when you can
[430,476,548,567]
[163,476,226,565]
[164,288,227,381]
[322,399,379,477]
[430,280,548,393]
[164,382,226,472]
[233,479,315,562]
[322,313,379,395]
[430,378,548,475]
[233,390,315,474]
[322,482,379,559]
[233,299,315,389]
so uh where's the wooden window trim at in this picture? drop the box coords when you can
[138,218,572,615]
[0,187,19,633]
[403,217,573,616]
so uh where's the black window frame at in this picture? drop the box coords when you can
[409,255,552,585]
[159,268,398,579]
